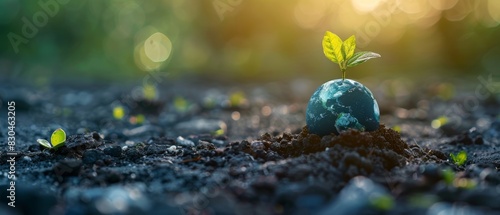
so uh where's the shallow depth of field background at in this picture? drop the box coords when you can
[0,0,499,85]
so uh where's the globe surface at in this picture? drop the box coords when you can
[306,79,380,135]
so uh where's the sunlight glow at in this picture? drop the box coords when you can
[144,32,172,63]
[351,0,382,12]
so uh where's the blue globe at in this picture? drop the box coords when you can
[306,79,380,135]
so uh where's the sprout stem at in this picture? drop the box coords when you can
[339,62,347,81]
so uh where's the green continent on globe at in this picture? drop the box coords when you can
[306,79,380,135]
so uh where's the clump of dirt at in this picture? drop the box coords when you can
[228,125,443,177]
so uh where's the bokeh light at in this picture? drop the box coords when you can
[144,32,172,63]
[1,0,500,83]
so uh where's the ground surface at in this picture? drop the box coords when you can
[0,78,499,215]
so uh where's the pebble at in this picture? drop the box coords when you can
[65,185,151,214]
[167,145,178,153]
[104,146,122,157]
[451,127,483,145]
[83,150,104,165]
[176,136,195,147]
[319,176,392,215]
[174,119,227,134]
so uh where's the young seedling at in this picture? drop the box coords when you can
[322,31,381,80]
[450,150,467,166]
[143,83,158,101]
[306,31,381,135]
[37,128,67,149]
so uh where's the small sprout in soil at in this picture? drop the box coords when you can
[113,106,125,120]
[370,194,394,211]
[213,128,225,136]
[229,91,247,107]
[143,83,158,101]
[306,31,381,135]
[431,116,449,129]
[174,96,189,113]
[392,125,401,133]
[408,194,439,208]
[322,31,380,81]
[450,150,467,166]
[441,168,455,185]
[37,128,66,149]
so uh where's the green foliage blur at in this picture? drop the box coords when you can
[1,0,500,84]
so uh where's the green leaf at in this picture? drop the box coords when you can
[342,35,356,61]
[441,168,455,185]
[347,51,381,68]
[51,128,66,149]
[450,150,467,166]
[322,31,344,64]
[37,139,52,149]
[370,194,394,211]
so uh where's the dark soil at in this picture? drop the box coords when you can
[1,79,499,215]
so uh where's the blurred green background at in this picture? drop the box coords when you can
[1,0,499,84]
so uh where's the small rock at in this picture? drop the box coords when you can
[167,145,177,153]
[83,150,104,165]
[103,146,122,157]
[176,136,195,147]
[451,127,483,145]
[197,140,215,150]
[92,132,102,141]
[125,147,143,161]
[174,119,226,134]
[319,176,392,215]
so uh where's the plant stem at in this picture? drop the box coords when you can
[339,62,347,81]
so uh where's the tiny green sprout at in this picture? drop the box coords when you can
[113,106,125,120]
[408,194,438,208]
[229,91,247,107]
[441,168,455,185]
[37,128,67,149]
[143,83,158,101]
[370,194,394,211]
[322,31,381,80]
[392,125,401,133]
[213,128,225,136]
[450,150,467,166]
[174,96,189,112]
